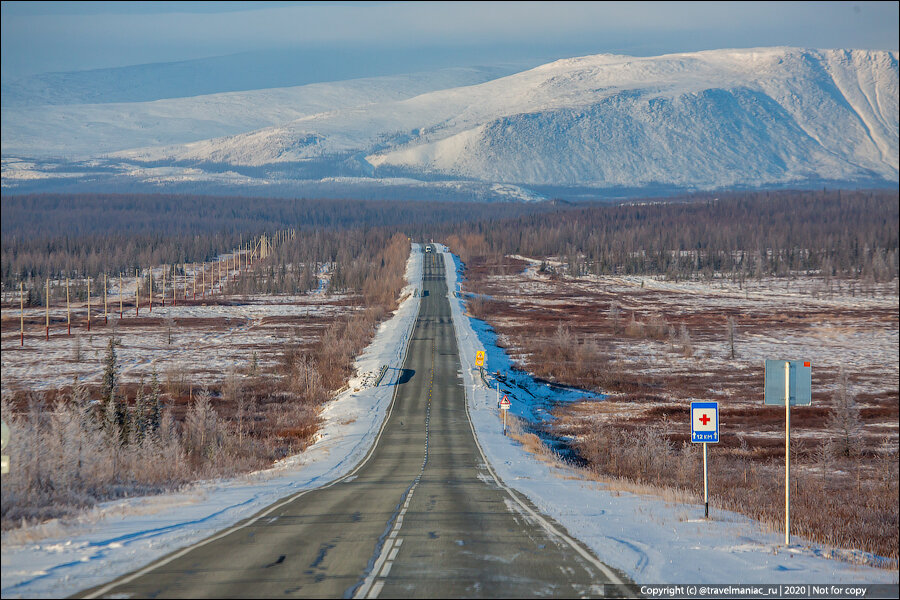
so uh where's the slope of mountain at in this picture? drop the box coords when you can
[1,66,520,158]
[3,47,897,199]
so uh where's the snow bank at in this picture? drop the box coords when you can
[0,245,423,599]
[439,245,897,584]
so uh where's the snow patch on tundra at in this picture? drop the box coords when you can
[0,246,423,599]
[439,245,896,584]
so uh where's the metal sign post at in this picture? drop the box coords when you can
[500,394,511,435]
[764,359,812,546]
[691,401,719,519]
[784,361,790,547]
[703,442,708,518]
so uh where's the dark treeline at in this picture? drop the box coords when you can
[443,189,899,281]
[4,189,898,292]
[1,194,553,288]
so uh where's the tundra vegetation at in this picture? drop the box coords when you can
[1,209,413,528]
[1,189,897,563]
[447,189,899,563]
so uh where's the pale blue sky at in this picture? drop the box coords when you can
[2,1,898,80]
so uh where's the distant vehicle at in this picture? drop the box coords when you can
[425,246,433,253]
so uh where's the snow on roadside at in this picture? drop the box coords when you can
[0,245,423,599]
[440,245,897,584]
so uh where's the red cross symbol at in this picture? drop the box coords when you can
[699,413,711,426]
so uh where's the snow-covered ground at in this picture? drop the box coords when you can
[2,244,895,598]
[0,246,423,599]
[439,245,898,584]
[3,48,897,195]
[0,293,356,395]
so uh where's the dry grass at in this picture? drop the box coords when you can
[504,410,898,566]
[1,236,411,531]
[459,252,899,562]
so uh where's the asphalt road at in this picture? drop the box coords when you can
[79,247,628,599]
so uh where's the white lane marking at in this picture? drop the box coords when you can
[358,275,446,600]
[367,580,385,599]
[379,561,393,577]
[356,481,418,598]
[448,249,626,587]
[84,285,422,600]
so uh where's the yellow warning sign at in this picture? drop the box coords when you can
[475,350,485,367]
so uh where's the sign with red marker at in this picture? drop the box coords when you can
[499,395,511,410]
[690,401,719,443]
[691,400,719,519]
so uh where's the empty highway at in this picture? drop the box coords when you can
[79,246,628,599]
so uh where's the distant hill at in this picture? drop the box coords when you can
[2,47,897,200]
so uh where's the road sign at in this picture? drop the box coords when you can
[764,360,811,405]
[690,402,718,518]
[690,402,719,443]
[764,359,813,546]
[499,395,511,410]
[475,350,485,367]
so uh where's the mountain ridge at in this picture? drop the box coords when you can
[2,47,897,199]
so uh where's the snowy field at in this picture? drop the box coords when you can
[0,246,423,598]
[1,244,895,597]
[474,256,899,447]
[1,288,357,396]
[441,246,898,584]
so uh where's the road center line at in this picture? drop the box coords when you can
[82,252,427,600]
[354,336,435,599]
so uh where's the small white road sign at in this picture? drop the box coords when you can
[499,395,511,410]
[691,402,719,443]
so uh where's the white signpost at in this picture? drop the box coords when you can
[690,401,719,518]
[764,359,812,546]
[500,394,511,435]
[1,420,9,475]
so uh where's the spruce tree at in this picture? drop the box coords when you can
[101,338,119,435]
[828,368,863,457]
[148,368,162,433]
[132,376,147,443]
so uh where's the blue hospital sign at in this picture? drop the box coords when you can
[691,402,719,443]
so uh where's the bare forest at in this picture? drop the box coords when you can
[2,189,897,560]
[1,206,411,528]
[445,189,899,562]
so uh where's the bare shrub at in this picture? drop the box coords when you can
[678,324,693,357]
[827,368,863,457]
[647,313,668,340]
[468,295,489,318]
[726,316,737,359]
[182,390,226,467]
[164,316,175,345]
[72,335,82,362]
[2,235,412,532]
[165,363,186,398]
[573,422,898,561]
[608,301,621,334]
[0,385,191,529]
[576,424,698,494]
[624,314,645,338]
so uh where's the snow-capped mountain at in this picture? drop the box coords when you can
[1,66,520,158]
[2,48,897,199]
